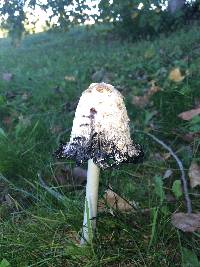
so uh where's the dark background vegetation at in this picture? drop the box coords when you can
[1,0,200,45]
[0,0,200,266]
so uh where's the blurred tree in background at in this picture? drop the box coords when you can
[98,0,200,38]
[0,0,91,44]
[0,0,27,46]
[98,0,168,38]
[0,0,200,45]
[40,0,91,30]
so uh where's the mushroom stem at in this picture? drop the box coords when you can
[80,159,100,244]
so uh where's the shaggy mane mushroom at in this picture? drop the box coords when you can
[56,82,143,244]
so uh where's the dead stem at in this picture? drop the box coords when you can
[138,131,192,213]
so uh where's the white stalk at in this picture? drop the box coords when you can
[80,159,100,244]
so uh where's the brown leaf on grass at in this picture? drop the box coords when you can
[18,115,31,127]
[52,165,71,185]
[181,132,200,142]
[171,212,200,232]
[67,230,80,245]
[2,116,12,127]
[131,12,139,20]
[153,152,165,161]
[152,152,171,161]
[2,72,13,81]
[169,68,185,82]
[132,95,149,108]
[64,75,76,81]
[189,162,200,188]
[73,167,87,182]
[178,107,200,121]
[99,187,135,213]
[163,169,173,179]
[132,81,161,108]
[163,152,171,160]
[50,125,62,134]
[148,80,161,95]
[144,48,155,59]
[21,92,31,101]
[53,165,86,187]
[165,193,176,203]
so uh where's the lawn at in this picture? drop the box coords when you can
[0,25,200,266]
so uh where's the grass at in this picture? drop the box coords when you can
[0,24,200,266]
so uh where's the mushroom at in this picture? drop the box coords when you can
[56,83,143,244]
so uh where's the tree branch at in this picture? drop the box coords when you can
[141,132,192,213]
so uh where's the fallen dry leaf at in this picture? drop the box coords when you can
[52,165,71,185]
[132,81,161,108]
[171,212,200,232]
[3,116,12,127]
[67,230,80,245]
[99,187,135,212]
[50,125,62,134]
[144,48,155,59]
[148,80,161,95]
[132,95,149,108]
[181,132,200,142]
[163,169,173,179]
[18,115,31,127]
[178,107,200,121]
[169,68,185,82]
[21,92,31,101]
[53,165,86,186]
[189,162,200,188]
[2,72,13,81]
[151,153,164,162]
[163,152,171,160]
[64,75,76,81]
[73,167,87,182]
[152,152,171,161]
[165,193,176,203]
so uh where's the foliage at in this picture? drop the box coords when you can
[0,0,27,46]
[182,247,200,267]
[0,259,10,267]
[98,0,165,38]
[41,0,91,30]
[97,0,200,38]
[0,0,91,45]
[1,0,200,45]
[0,24,200,265]
[172,180,183,199]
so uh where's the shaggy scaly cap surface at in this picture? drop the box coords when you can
[56,83,143,169]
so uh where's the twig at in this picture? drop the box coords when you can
[141,132,192,214]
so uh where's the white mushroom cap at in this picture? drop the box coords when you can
[56,83,143,169]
